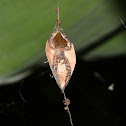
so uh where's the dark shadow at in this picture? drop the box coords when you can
[0,56,126,126]
[115,0,126,16]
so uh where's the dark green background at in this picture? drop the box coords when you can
[0,0,126,82]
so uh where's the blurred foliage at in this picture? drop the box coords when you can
[0,0,126,78]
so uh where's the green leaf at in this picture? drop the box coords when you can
[0,0,125,81]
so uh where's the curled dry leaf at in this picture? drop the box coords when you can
[45,8,76,91]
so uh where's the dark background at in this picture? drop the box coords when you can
[0,56,126,126]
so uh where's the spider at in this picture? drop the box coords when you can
[46,7,76,91]
[48,21,72,90]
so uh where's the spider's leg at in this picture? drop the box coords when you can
[53,21,57,33]
[64,57,71,88]
[66,42,72,51]
[48,22,58,50]
[60,26,70,42]
[48,35,55,50]
[60,25,72,51]
[52,53,61,88]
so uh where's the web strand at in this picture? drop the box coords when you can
[120,18,126,29]
[56,0,60,23]
[62,91,73,126]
